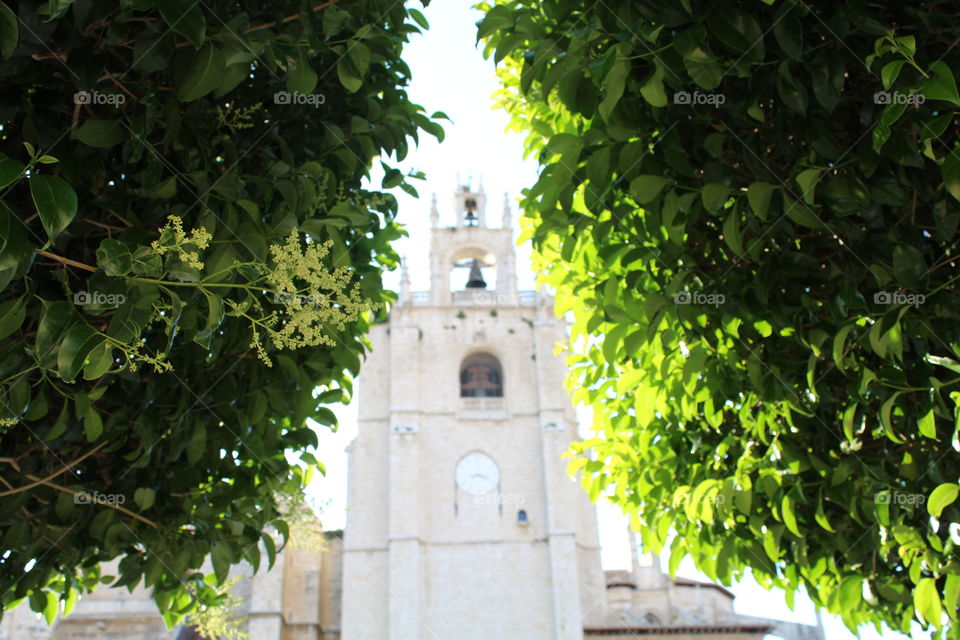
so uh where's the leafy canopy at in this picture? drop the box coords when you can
[480,0,960,636]
[0,0,441,628]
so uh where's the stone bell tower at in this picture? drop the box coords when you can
[340,182,608,640]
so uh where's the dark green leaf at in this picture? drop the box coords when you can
[57,323,103,383]
[0,2,17,60]
[157,0,205,48]
[96,238,133,276]
[177,45,226,102]
[30,175,77,242]
[73,119,125,148]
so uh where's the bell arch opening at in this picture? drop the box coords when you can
[449,246,497,292]
[459,352,504,398]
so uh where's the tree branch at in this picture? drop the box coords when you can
[245,0,341,33]
[26,475,159,529]
[36,250,98,272]
[0,441,108,497]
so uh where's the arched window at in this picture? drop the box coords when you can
[460,353,503,397]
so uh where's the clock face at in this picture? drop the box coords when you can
[455,452,500,495]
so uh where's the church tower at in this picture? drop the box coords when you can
[340,183,608,639]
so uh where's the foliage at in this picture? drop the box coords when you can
[480,0,960,635]
[0,0,441,627]
[185,576,248,640]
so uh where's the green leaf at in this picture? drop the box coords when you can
[337,58,362,93]
[138,176,177,200]
[263,531,277,568]
[0,2,16,60]
[914,578,942,627]
[187,424,206,465]
[287,50,318,95]
[892,243,926,289]
[44,402,70,441]
[58,323,103,383]
[923,61,960,106]
[73,119,125,148]
[83,343,115,380]
[96,238,133,276]
[747,182,777,220]
[408,8,429,29]
[928,483,959,517]
[783,196,820,229]
[722,210,744,256]
[942,153,960,203]
[881,61,905,91]
[880,392,905,443]
[193,290,224,349]
[640,63,667,107]
[30,175,78,242]
[629,175,670,204]
[0,153,25,190]
[42,590,58,625]
[348,41,371,79]
[684,59,723,90]
[815,492,835,532]
[177,45,226,102]
[44,0,75,21]
[701,183,731,214]
[918,407,936,439]
[0,3,14,60]
[157,0,206,48]
[0,296,26,340]
[781,495,801,536]
[773,10,802,60]
[134,487,156,511]
[945,575,960,616]
[84,407,104,441]
[599,59,628,121]
[211,542,231,583]
[777,60,807,115]
[795,169,823,205]
[707,9,754,54]
[838,576,863,611]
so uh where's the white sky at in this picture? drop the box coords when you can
[307,2,914,638]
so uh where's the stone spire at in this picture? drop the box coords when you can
[399,255,411,305]
[429,193,439,227]
[502,193,511,229]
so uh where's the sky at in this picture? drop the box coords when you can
[307,2,913,638]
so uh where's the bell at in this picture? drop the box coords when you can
[465,259,487,289]
[464,209,478,226]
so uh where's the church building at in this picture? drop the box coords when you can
[3,185,825,640]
